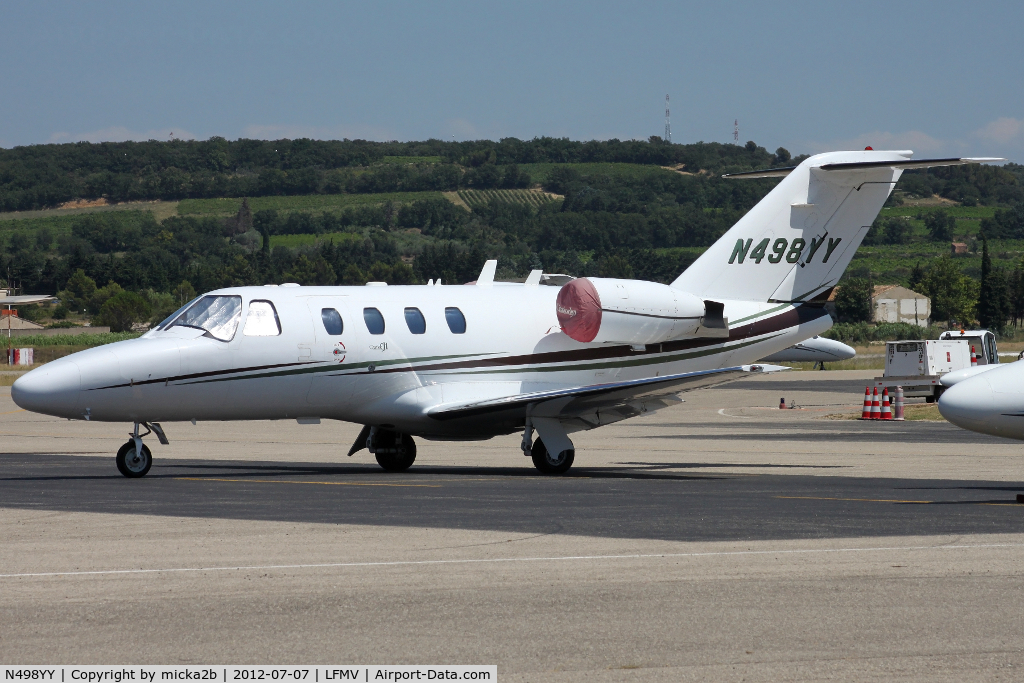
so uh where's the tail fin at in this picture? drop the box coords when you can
[671,151,1003,303]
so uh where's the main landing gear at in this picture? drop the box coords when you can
[348,426,418,472]
[522,414,575,475]
[115,422,168,478]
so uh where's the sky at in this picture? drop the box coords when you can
[2,1,1023,161]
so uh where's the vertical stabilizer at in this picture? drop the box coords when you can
[671,150,911,303]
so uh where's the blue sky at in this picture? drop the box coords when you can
[2,1,1022,160]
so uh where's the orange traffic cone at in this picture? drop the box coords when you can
[870,387,881,419]
[860,387,872,419]
[894,386,905,421]
[880,388,892,420]
[971,346,978,366]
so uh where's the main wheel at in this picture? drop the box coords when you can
[116,440,152,478]
[531,438,574,475]
[374,432,417,472]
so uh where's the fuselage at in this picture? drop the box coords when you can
[938,360,1024,439]
[12,282,831,439]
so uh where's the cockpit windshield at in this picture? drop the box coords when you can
[167,295,242,341]
[155,297,201,331]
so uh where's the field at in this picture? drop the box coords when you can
[456,188,558,209]
[177,192,446,217]
[380,156,443,165]
[0,200,180,224]
[515,162,679,184]
[269,228,434,254]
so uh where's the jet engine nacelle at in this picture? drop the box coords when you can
[555,277,707,344]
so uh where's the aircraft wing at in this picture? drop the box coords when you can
[0,294,54,304]
[427,364,786,423]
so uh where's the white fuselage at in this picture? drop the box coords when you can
[938,360,1024,440]
[12,282,831,438]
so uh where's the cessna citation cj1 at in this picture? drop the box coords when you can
[12,150,1003,477]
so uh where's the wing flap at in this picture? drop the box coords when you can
[427,365,786,422]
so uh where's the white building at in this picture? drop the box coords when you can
[872,285,931,327]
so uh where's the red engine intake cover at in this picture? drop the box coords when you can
[556,278,602,343]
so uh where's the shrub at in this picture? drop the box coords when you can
[95,291,152,333]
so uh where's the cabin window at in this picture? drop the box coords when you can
[363,307,385,335]
[168,295,242,342]
[404,307,426,334]
[445,307,466,334]
[243,300,281,336]
[321,308,343,335]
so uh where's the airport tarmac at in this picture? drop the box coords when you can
[2,370,1024,680]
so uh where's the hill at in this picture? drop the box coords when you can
[2,137,1024,332]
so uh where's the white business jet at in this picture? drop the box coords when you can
[758,335,856,366]
[12,151,1002,476]
[938,360,1024,439]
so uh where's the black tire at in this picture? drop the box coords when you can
[374,432,417,472]
[531,438,575,475]
[116,440,152,478]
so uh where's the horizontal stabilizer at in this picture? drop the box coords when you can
[723,156,1005,179]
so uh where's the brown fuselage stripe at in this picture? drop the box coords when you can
[370,304,829,375]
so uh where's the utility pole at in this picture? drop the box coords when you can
[664,95,671,143]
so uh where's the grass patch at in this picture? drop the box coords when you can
[178,192,445,217]
[380,156,442,164]
[0,200,179,224]
[269,231,368,249]
[826,402,945,421]
[879,205,998,220]
[515,162,679,184]
[784,357,885,371]
[8,332,142,347]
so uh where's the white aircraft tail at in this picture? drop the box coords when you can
[671,151,1003,303]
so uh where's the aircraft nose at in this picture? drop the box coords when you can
[937,378,994,431]
[11,360,82,417]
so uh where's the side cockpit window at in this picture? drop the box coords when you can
[243,300,282,336]
[321,308,344,335]
[363,307,385,335]
[445,307,466,334]
[168,295,242,342]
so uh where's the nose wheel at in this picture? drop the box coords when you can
[114,421,167,478]
[116,440,152,477]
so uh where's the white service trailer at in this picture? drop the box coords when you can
[875,339,972,401]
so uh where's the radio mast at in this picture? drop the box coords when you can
[664,95,671,143]
[733,119,739,144]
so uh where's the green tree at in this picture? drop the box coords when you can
[921,255,978,326]
[58,269,97,312]
[598,254,634,278]
[96,291,152,332]
[834,277,873,323]
[88,281,124,315]
[924,210,956,242]
[883,217,912,244]
[908,261,925,293]
[173,280,197,307]
[284,254,336,285]
[1011,257,1024,328]
[145,289,177,324]
[978,236,1011,331]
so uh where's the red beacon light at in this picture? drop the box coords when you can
[864,146,873,150]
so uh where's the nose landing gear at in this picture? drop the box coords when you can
[115,422,168,478]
